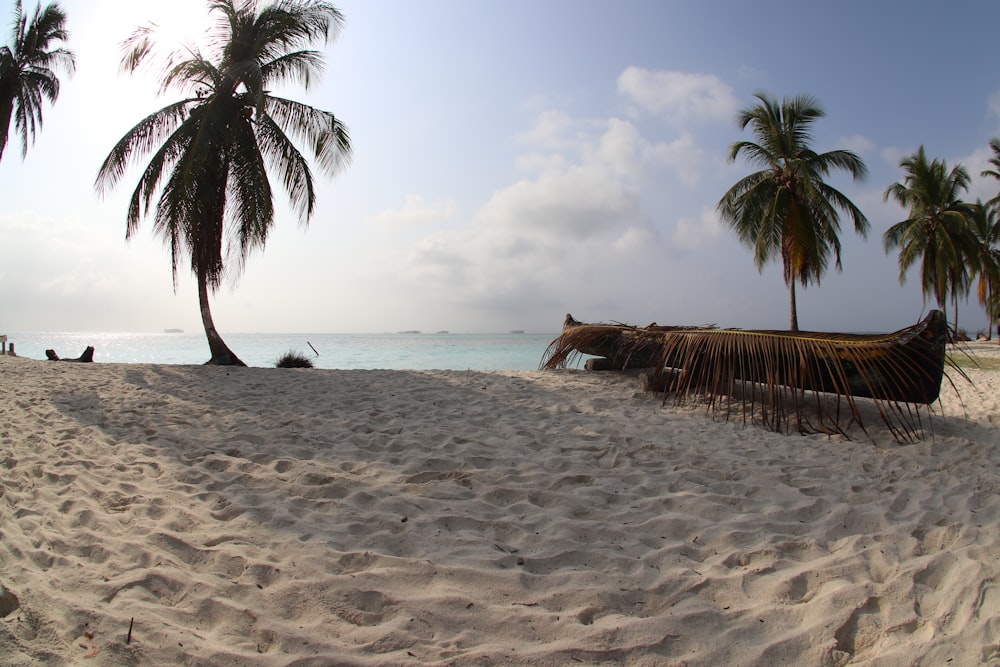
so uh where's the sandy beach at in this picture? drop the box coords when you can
[1,344,999,666]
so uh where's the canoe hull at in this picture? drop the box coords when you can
[544,311,948,404]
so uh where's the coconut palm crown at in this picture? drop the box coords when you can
[968,200,1000,341]
[717,92,869,331]
[883,146,975,329]
[95,0,352,365]
[979,138,1000,340]
[0,0,74,163]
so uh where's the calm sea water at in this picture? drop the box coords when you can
[3,331,565,370]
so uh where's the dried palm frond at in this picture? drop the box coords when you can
[541,311,959,442]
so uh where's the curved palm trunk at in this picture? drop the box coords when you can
[197,271,246,366]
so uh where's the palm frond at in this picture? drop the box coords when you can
[95,99,192,195]
[264,94,351,175]
[253,109,313,220]
[225,112,275,272]
[541,312,957,442]
[260,48,325,88]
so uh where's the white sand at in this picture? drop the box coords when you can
[1,344,999,666]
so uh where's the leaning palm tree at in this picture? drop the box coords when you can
[717,92,869,331]
[0,0,74,163]
[883,146,975,331]
[96,0,352,365]
[968,200,1000,341]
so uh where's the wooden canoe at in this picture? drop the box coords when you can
[542,311,948,405]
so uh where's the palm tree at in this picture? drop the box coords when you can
[980,138,1000,341]
[883,146,975,331]
[0,0,74,163]
[96,0,352,365]
[968,200,1000,341]
[717,92,869,331]
[981,137,1000,207]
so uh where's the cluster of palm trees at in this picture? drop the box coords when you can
[1,0,352,365]
[4,3,999,363]
[719,92,1000,340]
[883,145,1000,339]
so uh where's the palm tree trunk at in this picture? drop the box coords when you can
[197,271,246,366]
[952,296,959,338]
[789,280,799,331]
[991,288,997,341]
[0,95,14,163]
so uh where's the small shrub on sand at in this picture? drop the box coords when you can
[275,350,314,368]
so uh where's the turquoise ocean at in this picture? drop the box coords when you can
[3,331,565,370]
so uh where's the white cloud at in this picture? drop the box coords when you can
[613,225,658,252]
[480,117,644,238]
[385,117,665,323]
[673,206,723,250]
[617,67,739,126]
[476,164,640,238]
[958,143,1000,204]
[989,90,1000,127]
[880,146,912,170]
[368,195,458,229]
[590,118,643,180]
[644,133,707,187]
[839,134,876,155]
[516,109,580,150]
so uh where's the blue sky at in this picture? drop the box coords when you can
[2,0,1000,334]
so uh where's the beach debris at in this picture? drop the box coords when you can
[45,346,95,362]
[275,350,314,368]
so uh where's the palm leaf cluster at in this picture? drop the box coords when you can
[97,0,350,290]
[0,0,74,162]
[717,92,869,331]
[542,312,955,443]
[882,147,979,330]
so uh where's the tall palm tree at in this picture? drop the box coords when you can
[883,146,975,330]
[0,0,74,163]
[96,0,352,365]
[968,200,1000,341]
[980,138,1000,341]
[717,92,869,331]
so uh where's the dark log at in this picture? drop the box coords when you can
[45,346,95,362]
[584,357,619,371]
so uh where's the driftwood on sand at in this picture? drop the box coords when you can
[45,346,95,362]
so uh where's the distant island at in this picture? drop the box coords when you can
[164,328,184,333]
[510,330,525,334]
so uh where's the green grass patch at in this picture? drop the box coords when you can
[948,354,1000,371]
